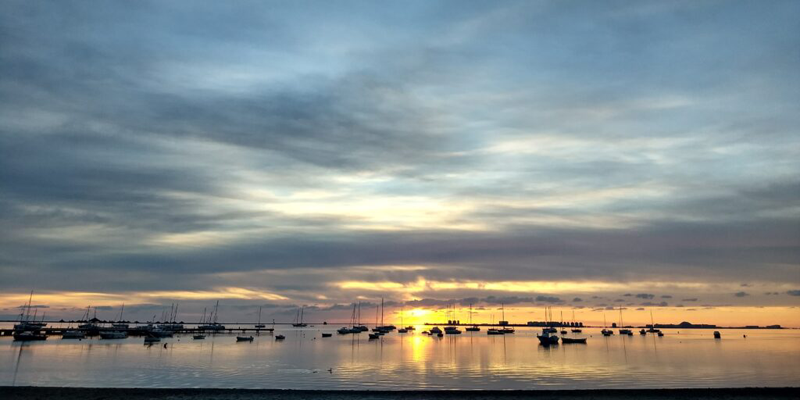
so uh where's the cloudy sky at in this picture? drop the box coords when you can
[1,0,798,326]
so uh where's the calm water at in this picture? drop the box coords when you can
[2,326,799,389]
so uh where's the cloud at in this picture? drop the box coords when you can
[0,0,798,318]
[636,293,655,299]
[661,295,672,299]
[787,290,800,296]
[534,296,563,304]
[682,298,699,302]
[734,292,750,297]
[640,301,669,307]
[572,297,583,302]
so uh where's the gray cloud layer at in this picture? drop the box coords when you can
[1,0,799,310]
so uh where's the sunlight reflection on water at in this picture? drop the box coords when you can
[1,327,799,389]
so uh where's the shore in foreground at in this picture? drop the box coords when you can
[2,387,798,400]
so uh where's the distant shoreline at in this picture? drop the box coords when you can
[2,387,798,400]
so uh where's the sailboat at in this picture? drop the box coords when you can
[198,301,225,330]
[372,298,392,333]
[292,306,307,327]
[255,306,266,328]
[648,310,662,334]
[338,303,361,334]
[465,303,480,331]
[111,303,129,330]
[100,303,128,339]
[499,303,514,334]
[354,302,369,331]
[618,307,632,335]
[559,311,568,335]
[398,308,408,333]
[601,314,613,336]
[571,310,582,333]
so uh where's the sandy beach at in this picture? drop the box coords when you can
[1,387,798,400]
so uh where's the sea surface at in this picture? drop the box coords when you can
[1,325,798,389]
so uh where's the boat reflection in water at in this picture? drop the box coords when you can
[2,327,799,390]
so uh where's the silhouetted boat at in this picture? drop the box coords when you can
[275,334,285,340]
[657,331,664,337]
[444,326,462,334]
[714,331,721,339]
[369,333,380,340]
[321,333,332,338]
[193,334,206,340]
[537,329,559,345]
[487,328,503,335]
[561,337,587,344]
[292,307,307,327]
[640,329,647,335]
[617,307,632,335]
[255,306,266,328]
[100,331,128,339]
[429,326,442,334]
[199,301,226,330]
[13,331,46,341]
[236,336,254,342]
[62,330,85,339]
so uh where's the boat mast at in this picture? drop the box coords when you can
[213,300,219,324]
[380,298,384,327]
[257,306,262,325]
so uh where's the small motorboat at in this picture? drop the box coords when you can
[429,327,442,334]
[501,327,515,334]
[466,326,480,332]
[561,337,587,344]
[100,331,128,339]
[601,329,613,336]
[62,330,86,339]
[398,328,408,333]
[193,334,206,340]
[640,329,647,335]
[560,329,568,335]
[13,331,47,341]
[657,331,664,337]
[437,332,444,337]
[714,331,721,339]
[444,326,462,335]
[369,333,380,340]
[486,328,503,335]
[571,328,582,333]
[321,333,332,338]
[275,334,285,340]
[236,336,254,342]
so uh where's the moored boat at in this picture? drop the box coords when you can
[537,329,559,345]
[99,331,128,339]
[236,336,254,342]
[62,330,86,339]
[193,334,206,340]
[561,337,587,344]
[321,333,332,338]
[13,331,47,341]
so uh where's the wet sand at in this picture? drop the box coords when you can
[1,387,798,400]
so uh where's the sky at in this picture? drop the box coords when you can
[1,0,799,327]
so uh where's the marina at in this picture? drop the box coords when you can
[2,325,798,389]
